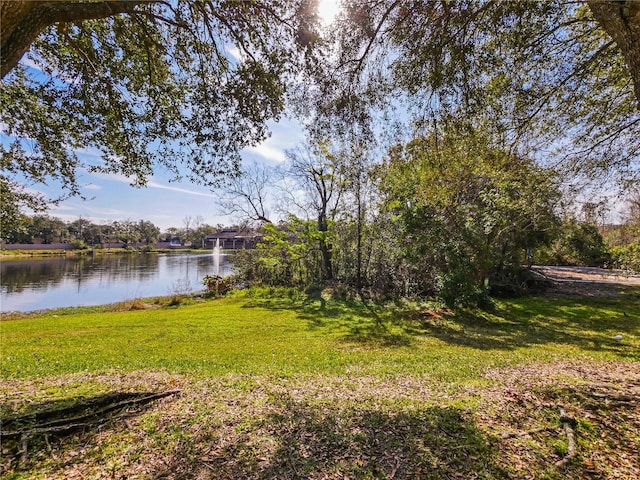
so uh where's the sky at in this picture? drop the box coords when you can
[40,118,304,231]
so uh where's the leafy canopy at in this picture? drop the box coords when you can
[312,1,639,188]
[1,0,321,232]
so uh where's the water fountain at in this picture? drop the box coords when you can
[212,237,221,276]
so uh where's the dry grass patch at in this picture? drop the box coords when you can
[1,361,639,479]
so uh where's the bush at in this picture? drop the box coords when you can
[231,249,261,285]
[609,244,640,272]
[439,270,493,309]
[540,221,610,267]
[202,275,235,296]
[70,239,87,250]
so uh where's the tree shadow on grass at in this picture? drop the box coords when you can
[0,390,178,475]
[408,295,640,358]
[155,396,509,479]
[241,288,640,357]
[242,289,414,347]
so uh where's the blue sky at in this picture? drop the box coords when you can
[39,118,304,230]
[1,104,304,231]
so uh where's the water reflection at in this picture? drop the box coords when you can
[0,252,232,312]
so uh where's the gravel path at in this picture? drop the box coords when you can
[533,265,640,285]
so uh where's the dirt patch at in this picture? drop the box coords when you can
[533,266,640,297]
[481,361,640,479]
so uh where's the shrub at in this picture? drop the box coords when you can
[540,221,610,267]
[609,244,640,272]
[202,275,235,296]
[70,239,87,250]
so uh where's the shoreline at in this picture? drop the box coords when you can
[0,291,212,320]
[0,247,211,259]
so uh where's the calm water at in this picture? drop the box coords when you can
[0,252,232,312]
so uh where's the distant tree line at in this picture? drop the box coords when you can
[1,215,161,246]
[0,213,259,250]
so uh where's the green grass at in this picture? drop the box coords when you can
[1,287,639,479]
[2,288,638,380]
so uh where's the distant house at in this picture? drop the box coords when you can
[204,229,261,249]
[169,237,182,248]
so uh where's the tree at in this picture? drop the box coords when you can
[587,1,640,108]
[218,162,275,225]
[191,222,217,248]
[251,217,319,287]
[285,142,345,281]
[607,188,640,246]
[162,227,181,242]
[136,220,160,245]
[547,219,610,267]
[181,215,205,245]
[30,214,68,243]
[310,1,639,189]
[1,213,32,244]
[67,217,93,242]
[110,219,140,245]
[325,139,378,289]
[1,0,321,221]
[379,129,562,306]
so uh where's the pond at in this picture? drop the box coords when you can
[0,252,233,312]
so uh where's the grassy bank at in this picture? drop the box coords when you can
[1,288,639,478]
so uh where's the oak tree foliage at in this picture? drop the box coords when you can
[310,0,639,188]
[1,0,321,232]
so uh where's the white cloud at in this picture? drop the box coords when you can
[227,46,243,62]
[47,203,130,224]
[84,184,102,191]
[54,204,128,217]
[86,171,216,198]
[49,204,76,212]
[245,141,288,163]
[69,146,104,158]
[86,171,132,184]
[242,117,304,164]
[147,181,216,198]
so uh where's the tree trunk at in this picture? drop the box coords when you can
[317,212,333,281]
[588,0,640,108]
[1,1,144,78]
[355,175,363,290]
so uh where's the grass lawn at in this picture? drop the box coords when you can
[1,287,639,479]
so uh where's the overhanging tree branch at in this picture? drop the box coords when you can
[588,0,640,109]
[1,1,150,78]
